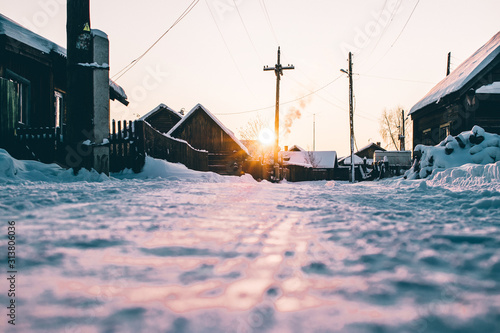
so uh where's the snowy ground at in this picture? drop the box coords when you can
[1,152,500,333]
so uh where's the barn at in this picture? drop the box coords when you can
[167,104,249,175]
[410,31,500,148]
[140,103,182,134]
[0,13,128,161]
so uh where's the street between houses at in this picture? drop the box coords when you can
[1,160,499,332]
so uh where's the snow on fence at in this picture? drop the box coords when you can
[139,120,208,172]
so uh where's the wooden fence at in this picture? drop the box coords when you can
[109,120,146,173]
[141,120,208,172]
[10,119,208,174]
[15,126,62,163]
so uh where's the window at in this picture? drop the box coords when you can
[422,128,432,145]
[5,69,31,126]
[54,90,64,128]
[439,123,451,142]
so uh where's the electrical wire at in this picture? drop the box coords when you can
[259,0,279,45]
[232,0,264,63]
[215,74,344,115]
[389,0,420,48]
[112,0,200,81]
[364,0,420,73]
[204,0,256,98]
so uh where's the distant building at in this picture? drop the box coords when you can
[410,31,500,148]
[168,104,249,175]
[338,142,385,166]
[280,149,338,182]
[0,14,128,158]
[140,104,182,134]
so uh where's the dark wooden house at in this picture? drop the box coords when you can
[167,104,249,175]
[140,103,182,134]
[281,149,338,182]
[355,142,385,160]
[0,14,128,159]
[410,31,500,148]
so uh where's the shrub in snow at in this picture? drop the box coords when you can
[405,126,500,179]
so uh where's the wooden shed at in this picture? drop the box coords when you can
[167,104,249,175]
[140,103,182,134]
[410,31,500,148]
[0,13,128,159]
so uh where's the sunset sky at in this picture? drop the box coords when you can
[2,0,499,156]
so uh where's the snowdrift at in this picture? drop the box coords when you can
[405,126,500,180]
[0,149,255,183]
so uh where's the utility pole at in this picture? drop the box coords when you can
[446,52,451,76]
[399,109,405,151]
[66,0,93,171]
[313,113,316,151]
[264,46,294,180]
[341,52,355,183]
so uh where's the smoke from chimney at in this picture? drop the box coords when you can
[281,96,312,137]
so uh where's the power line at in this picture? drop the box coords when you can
[232,0,263,63]
[390,0,420,47]
[112,0,199,81]
[259,0,279,45]
[204,0,256,98]
[364,0,420,73]
[215,74,343,115]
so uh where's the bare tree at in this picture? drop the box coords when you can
[304,146,321,168]
[238,114,269,141]
[238,114,272,158]
[379,106,412,150]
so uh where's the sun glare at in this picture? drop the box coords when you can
[258,128,275,146]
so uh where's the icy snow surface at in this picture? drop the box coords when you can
[1,150,500,332]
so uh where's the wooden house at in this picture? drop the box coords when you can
[167,104,249,175]
[410,31,500,148]
[280,149,338,182]
[140,103,182,134]
[0,14,128,158]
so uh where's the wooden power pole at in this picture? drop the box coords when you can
[264,47,294,180]
[399,109,406,151]
[313,113,316,151]
[66,0,93,171]
[446,52,451,76]
[341,52,355,182]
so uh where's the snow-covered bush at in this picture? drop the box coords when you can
[405,126,500,179]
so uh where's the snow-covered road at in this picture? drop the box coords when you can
[1,157,500,332]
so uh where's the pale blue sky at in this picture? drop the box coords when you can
[2,0,499,155]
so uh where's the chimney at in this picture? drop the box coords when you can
[376,142,381,147]
[284,145,288,151]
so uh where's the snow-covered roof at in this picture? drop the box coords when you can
[288,145,305,152]
[339,154,365,165]
[281,151,337,168]
[1,14,129,106]
[140,103,181,121]
[0,13,66,57]
[109,79,128,104]
[410,31,500,115]
[476,81,500,94]
[167,104,249,155]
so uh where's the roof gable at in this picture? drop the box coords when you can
[410,31,500,115]
[140,103,182,121]
[167,103,249,154]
